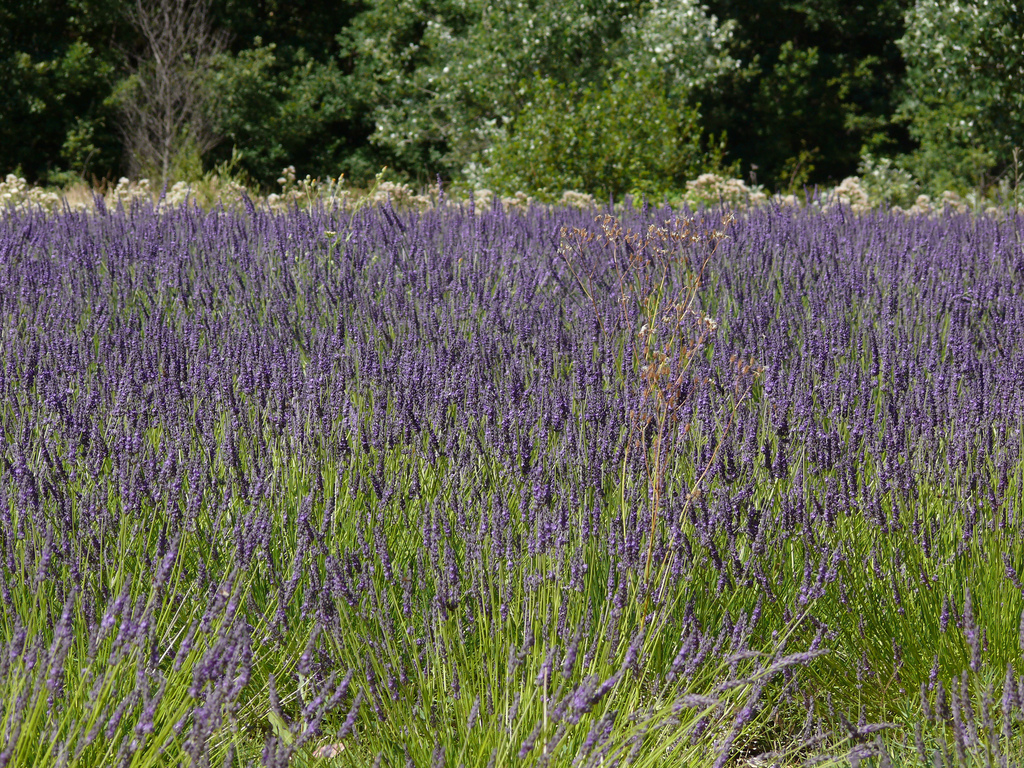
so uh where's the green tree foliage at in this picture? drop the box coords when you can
[0,0,1020,197]
[206,41,379,188]
[339,0,634,181]
[0,0,125,184]
[341,0,735,185]
[896,0,1024,194]
[484,67,722,201]
[204,0,380,188]
[0,0,375,189]
[695,0,914,190]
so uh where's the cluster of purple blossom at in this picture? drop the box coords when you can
[0,198,1022,765]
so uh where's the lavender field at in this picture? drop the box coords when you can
[1,200,1022,767]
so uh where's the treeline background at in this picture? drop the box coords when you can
[2,0,1021,202]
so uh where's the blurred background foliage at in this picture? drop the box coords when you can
[1,0,1020,198]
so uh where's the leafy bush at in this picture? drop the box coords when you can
[207,40,381,190]
[346,0,736,184]
[856,152,920,208]
[693,0,914,191]
[896,0,1024,194]
[483,67,725,202]
[681,172,767,208]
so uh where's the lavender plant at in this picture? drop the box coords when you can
[0,197,1022,767]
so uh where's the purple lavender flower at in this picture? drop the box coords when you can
[337,690,363,739]
[466,695,481,731]
[517,721,542,759]
[964,588,981,673]
[561,630,581,680]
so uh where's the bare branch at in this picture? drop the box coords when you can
[117,0,228,184]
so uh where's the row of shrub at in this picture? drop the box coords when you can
[3,168,1021,218]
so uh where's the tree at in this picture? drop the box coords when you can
[201,0,375,189]
[483,66,716,200]
[116,0,227,183]
[205,38,378,189]
[896,0,1024,193]
[343,0,735,186]
[482,0,742,201]
[0,0,124,184]
[696,0,913,191]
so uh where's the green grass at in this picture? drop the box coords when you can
[3,401,1021,766]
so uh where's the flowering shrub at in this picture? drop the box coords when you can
[822,176,872,213]
[857,153,920,208]
[0,173,65,212]
[897,0,1024,192]
[681,173,768,209]
[3,165,1021,219]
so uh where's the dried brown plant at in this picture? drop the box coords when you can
[560,212,763,618]
[117,0,228,184]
